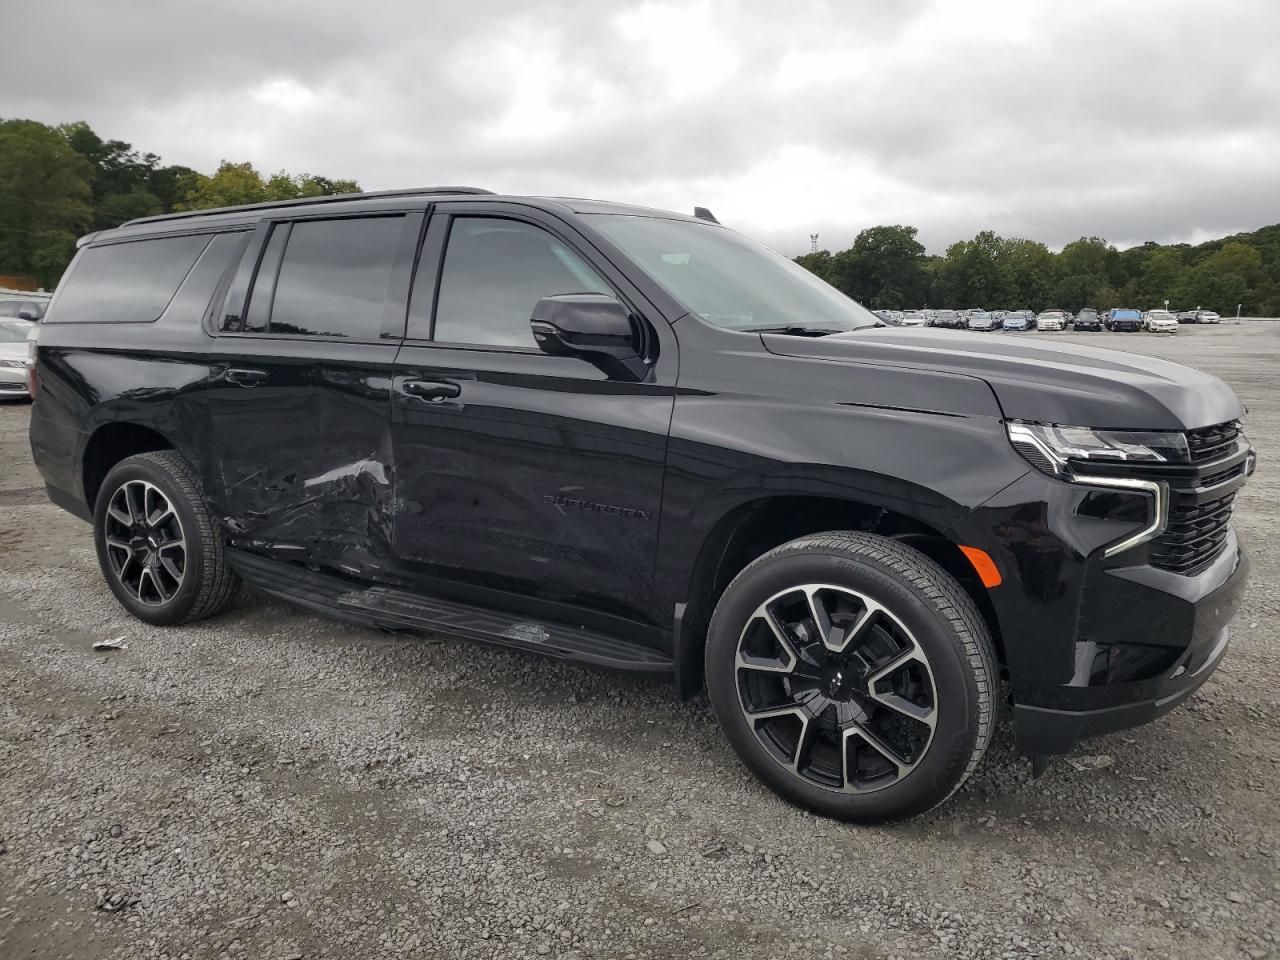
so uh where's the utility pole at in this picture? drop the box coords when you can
[810,233,819,254]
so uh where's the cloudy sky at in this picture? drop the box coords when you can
[5,0,1279,255]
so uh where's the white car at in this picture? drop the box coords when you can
[966,311,996,331]
[1197,310,1221,324]
[1036,311,1068,331]
[0,318,36,400]
[900,310,928,327]
[1145,310,1179,334]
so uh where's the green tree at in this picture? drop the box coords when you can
[181,162,361,211]
[180,161,271,209]
[938,230,1002,307]
[793,250,836,283]
[0,119,93,287]
[95,188,164,226]
[1131,247,1185,308]
[997,238,1056,310]
[828,225,927,308]
[1176,242,1262,313]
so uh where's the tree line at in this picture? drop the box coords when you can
[0,118,360,288]
[794,223,1280,316]
[3,116,1277,313]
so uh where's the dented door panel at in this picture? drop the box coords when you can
[207,338,399,575]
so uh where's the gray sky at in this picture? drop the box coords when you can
[5,0,1279,255]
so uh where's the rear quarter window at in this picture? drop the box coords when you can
[47,234,212,324]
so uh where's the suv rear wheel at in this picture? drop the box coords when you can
[705,531,997,823]
[93,451,239,625]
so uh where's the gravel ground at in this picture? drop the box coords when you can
[1,323,1277,960]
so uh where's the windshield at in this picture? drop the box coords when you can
[0,319,34,343]
[1114,309,1140,318]
[587,215,881,332]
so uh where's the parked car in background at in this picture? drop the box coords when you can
[0,318,36,400]
[900,310,928,327]
[1144,309,1179,333]
[0,299,46,321]
[1036,310,1068,332]
[1176,310,1199,324]
[1073,308,1102,331]
[27,185,1257,822]
[1001,310,1034,332]
[967,310,997,331]
[1196,310,1222,324]
[1106,308,1144,332]
[931,309,962,328]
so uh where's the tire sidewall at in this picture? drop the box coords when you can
[93,457,208,626]
[706,547,983,822]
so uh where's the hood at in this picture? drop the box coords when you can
[761,327,1242,431]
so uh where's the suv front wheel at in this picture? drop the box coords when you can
[705,531,997,823]
[93,451,239,626]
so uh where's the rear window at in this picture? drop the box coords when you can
[49,234,211,323]
[0,300,44,319]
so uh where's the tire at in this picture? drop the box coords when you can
[93,451,239,626]
[704,531,997,823]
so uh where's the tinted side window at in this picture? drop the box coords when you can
[47,234,211,323]
[266,216,403,339]
[433,218,610,347]
[161,232,248,325]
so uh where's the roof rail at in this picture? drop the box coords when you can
[121,186,496,227]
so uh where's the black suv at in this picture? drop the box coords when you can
[28,187,1255,822]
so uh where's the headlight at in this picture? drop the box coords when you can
[1007,422,1189,476]
[0,358,27,369]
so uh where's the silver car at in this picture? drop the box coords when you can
[0,318,36,400]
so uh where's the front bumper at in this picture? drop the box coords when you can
[1012,541,1245,754]
[950,450,1251,758]
[0,366,30,398]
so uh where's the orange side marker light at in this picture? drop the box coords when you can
[959,545,1002,589]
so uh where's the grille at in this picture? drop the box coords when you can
[1186,421,1240,464]
[1150,491,1236,575]
[1199,463,1247,489]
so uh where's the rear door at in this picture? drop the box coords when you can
[389,203,677,623]
[207,210,421,576]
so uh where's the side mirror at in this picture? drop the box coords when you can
[530,294,648,380]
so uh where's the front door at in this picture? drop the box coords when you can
[390,205,676,624]
[207,211,420,576]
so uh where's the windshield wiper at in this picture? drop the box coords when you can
[746,325,849,337]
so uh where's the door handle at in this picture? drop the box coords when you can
[401,379,462,402]
[225,367,269,386]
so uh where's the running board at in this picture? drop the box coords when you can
[228,550,673,674]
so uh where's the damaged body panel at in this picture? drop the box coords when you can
[205,336,399,578]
